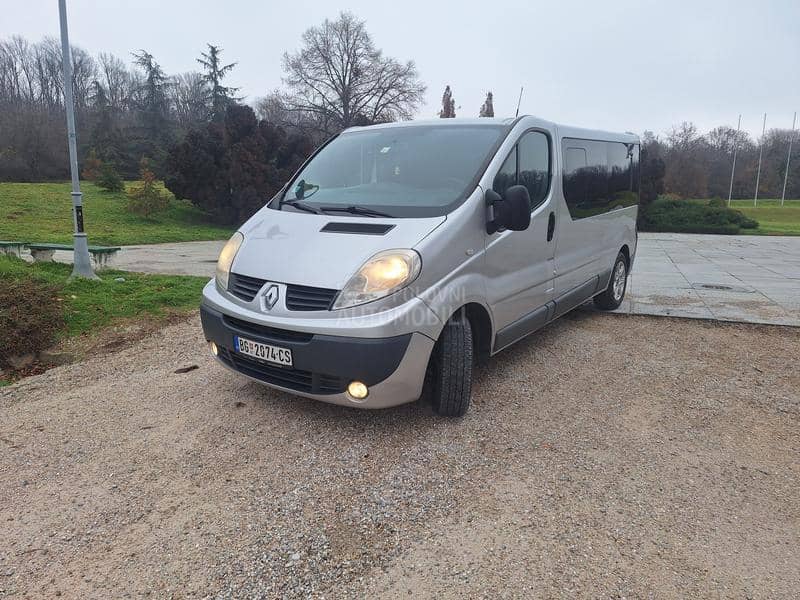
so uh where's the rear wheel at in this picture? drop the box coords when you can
[594,252,628,310]
[426,312,473,417]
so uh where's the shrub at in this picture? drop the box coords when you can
[165,104,313,225]
[0,275,65,367]
[639,199,759,234]
[127,158,169,218]
[97,162,125,192]
[660,192,683,202]
[82,148,102,181]
[708,197,725,208]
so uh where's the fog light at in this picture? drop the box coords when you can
[347,381,369,400]
[209,341,218,356]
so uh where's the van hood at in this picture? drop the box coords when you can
[231,208,446,290]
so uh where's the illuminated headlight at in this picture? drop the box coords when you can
[333,249,421,310]
[216,232,244,291]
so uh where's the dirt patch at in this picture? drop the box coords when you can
[1,311,798,598]
[0,311,196,386]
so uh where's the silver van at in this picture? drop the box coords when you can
[201,116,639,416]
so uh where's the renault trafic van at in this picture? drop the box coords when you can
[201,116,639,416]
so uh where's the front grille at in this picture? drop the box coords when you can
[228,274,338,311]
[229,273,266,302]
[219,348,345,394]
[286,284,338,311]
[223,315,313,344]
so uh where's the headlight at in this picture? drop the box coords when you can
[333,249,421,310]
[216,232,244,291]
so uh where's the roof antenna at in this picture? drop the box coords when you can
[515,86,524,118]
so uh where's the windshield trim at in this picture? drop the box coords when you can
[271,122,517,218]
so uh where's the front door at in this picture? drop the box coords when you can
[484,130,556,349]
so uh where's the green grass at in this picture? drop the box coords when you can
[0,255,207,338]
[0,181,233,246]
[727,199,800,236]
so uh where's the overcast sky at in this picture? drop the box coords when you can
[5,0,799,139]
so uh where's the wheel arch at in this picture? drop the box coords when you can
[440,302,494,365]
[619,244,631,268]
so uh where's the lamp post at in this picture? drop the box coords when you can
[58,0,98,280]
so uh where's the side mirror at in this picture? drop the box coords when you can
[486,185,531,234]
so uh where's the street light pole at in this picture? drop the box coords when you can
[58,0,98,280]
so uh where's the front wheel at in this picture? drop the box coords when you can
[426,312,473,417]
[594,252,628,310]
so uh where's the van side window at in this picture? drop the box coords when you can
[492,147,517,197]
[562,138,640,219]
[564,147,588,208]
[608,142,640,206]
[518,132,551,209]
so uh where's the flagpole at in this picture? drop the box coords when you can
[754,112,766,207]
[781,112,796,207]
[727,114,741,207]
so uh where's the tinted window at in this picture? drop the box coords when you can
[492,147,517,197]
[562,138,639,219]
[563,147,588,207]
[518,132,551,209]
[275,125,507,218]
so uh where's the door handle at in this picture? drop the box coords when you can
[547,212,555,242]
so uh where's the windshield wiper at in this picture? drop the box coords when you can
[318,205,393,218]
[278,198,322,214]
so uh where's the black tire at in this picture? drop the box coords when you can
[594,252,628,310]
[426,312,474,417]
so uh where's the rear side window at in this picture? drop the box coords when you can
[562,138,639,219]
[492,131,551,210]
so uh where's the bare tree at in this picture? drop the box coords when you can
[479,91,494,117]
[439,85,455,118]
[171,72,209,130]
[664,122,709,198]
[98,52,132,110]
[281,12,425,135]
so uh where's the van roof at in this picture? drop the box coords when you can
[345,116,640,144]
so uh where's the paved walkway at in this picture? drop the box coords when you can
[40,233,800,326]
[615,233,800,326]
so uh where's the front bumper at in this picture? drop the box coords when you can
[200,303,436,409]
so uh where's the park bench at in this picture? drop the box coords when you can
[26,243,122,269]
[0,241,29,258]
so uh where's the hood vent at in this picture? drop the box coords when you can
[320,222,395,235]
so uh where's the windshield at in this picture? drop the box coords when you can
[273,124,508,218]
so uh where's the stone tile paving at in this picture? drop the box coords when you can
[617,233,800,326]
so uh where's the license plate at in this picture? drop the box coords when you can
[234,336,293,367]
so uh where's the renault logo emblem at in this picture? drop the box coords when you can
[262,284,280,310]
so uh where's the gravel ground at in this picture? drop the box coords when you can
[1,311,798,599]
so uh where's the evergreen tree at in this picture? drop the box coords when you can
[479,91,494,117]
[165,104,313,224]
[197,44,239,121]
[131,50,174,173]
[82,148,102,180]
[439,85,455,118]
